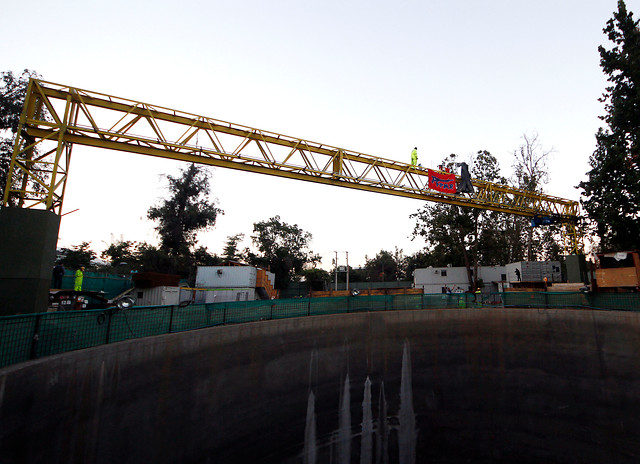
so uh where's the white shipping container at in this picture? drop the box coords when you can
[135,286,181,306]
[196,266,258,288]
[506,261,562,283]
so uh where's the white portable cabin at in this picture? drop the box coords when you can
[413,265,507,294]
[194,265,276,303]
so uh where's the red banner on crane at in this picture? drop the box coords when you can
[428,169,457,193]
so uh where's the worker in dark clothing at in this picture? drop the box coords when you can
[457,162,474,194]
[474,288,482,305]
[53,263,65,289]
[515,268,521,281]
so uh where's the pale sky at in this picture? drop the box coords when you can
[1,0,624,269]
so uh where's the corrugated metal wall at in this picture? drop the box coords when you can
[190,288,256,303]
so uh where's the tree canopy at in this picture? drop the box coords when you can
[510,133,558,261]
[101,240,137,267]
[223,233,245,262]
[0,69,41,200]
[411,145,558,290]
[245,215,320,290]
[58,242,97,270]
[300,268,332,291]
[147,163,223,257]
[579,0,640,251]
[412,152,502,290]
[363,248,406,282]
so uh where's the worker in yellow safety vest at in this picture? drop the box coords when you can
[74,267,85,291]
[410,147,418,166]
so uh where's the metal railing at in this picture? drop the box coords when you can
[1,292,639,369]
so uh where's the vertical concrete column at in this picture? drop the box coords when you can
[566,254,588,283]
[0,208,60,315]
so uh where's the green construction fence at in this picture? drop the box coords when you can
[1,292,639,369]
[52,271,133,299]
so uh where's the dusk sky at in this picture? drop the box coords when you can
[1,0,624,268]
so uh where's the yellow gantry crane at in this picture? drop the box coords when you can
[2,79,581,252]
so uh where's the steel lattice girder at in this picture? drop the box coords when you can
[3,79,580,235]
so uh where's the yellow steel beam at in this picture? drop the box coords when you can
[2,80,581,247]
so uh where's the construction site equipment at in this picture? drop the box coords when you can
[48,290,135,311]
[2,79,581,252]
[594,251,640,291]
[309,287,423,298]
[132,272,180,288]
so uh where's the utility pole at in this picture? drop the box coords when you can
[346,251,349,293]
[334,251,338,292]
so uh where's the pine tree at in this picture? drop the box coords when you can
[579,1,640,250]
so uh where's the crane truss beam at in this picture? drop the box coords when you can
[3,80,580,250]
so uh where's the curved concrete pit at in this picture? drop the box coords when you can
[1,308,640,463]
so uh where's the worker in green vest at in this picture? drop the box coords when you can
[74,267,85,291]
[410,147,418,166]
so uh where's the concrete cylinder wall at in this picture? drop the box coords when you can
[1,308,640,463]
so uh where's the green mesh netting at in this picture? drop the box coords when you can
[2,292,639,369]
[54,272,132,298]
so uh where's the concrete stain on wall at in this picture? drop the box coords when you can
[302,341,416,464]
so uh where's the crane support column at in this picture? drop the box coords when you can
[0,208,60,315]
